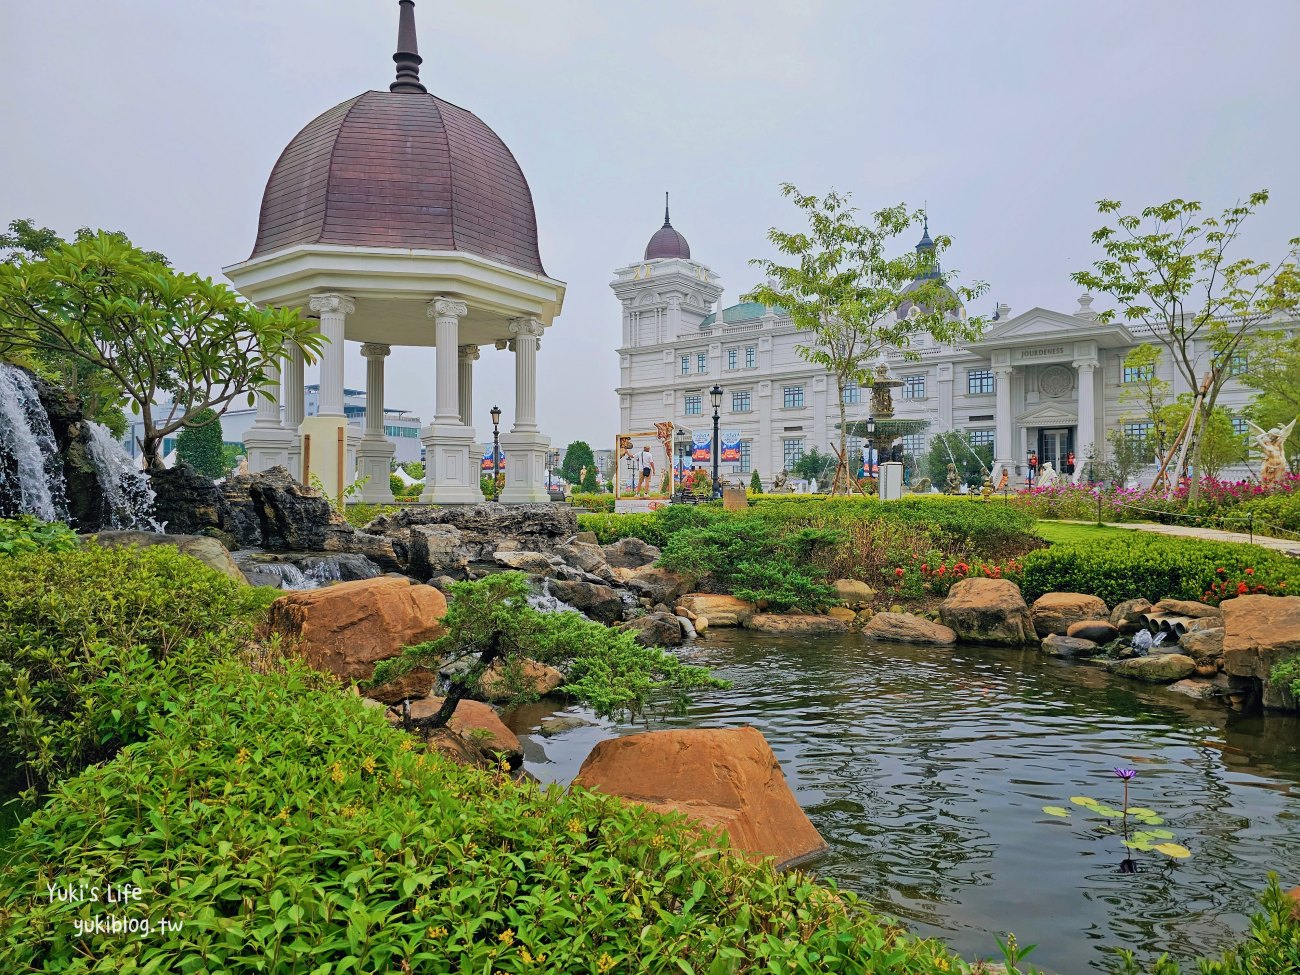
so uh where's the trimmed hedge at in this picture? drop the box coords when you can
[0,657,970,974]
[1018,533,1300,606]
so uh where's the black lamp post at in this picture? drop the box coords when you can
[674,426,690,501]
[489,405,502,501]
[710,384,723,499]
[866,416,877,479]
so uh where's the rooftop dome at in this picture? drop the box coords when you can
[249,0,545,276]
[644,193,691,260]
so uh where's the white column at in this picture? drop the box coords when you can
[420,298,480,504]
[499,317,550,503]
[355,343,396,503]
[936,364,954,432]
[458,345,479,427]
[1074,358,1098,483]
[309,294,353,417]
[283,344,306,480]
[243,343,294,474]
[993,365,1014,482]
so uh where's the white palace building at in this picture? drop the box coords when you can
[614,205,1276,487]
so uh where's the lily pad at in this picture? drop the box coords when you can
[1042,806,1070,818]
[1122,839,1154,851]
[1071,796,1102,808]
[1133,828,1175,841]
[1127,807,1158,817]
[1154,842,1191,859]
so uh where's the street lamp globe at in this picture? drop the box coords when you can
[490,405,502,427]
[710,384,723,410]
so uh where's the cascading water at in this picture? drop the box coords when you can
[527,577,582,615]
[0,363,70,522]
[82,421,162,531]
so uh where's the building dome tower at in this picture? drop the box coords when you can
[226,0,566,504]
[644,193,691,261]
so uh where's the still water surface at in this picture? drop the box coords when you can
[509,631,1300,974]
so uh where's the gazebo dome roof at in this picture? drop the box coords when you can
[644,194,691,260]
[249,1,545,277]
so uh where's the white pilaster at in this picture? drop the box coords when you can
[300,294,355,498]
[284,344,306,478]
[499,317,550,503]
[458,345,479,427]
[309,294,353,417]
[243,354,294,473]
[355,342,396,503]
[993,364,1014,482]
[1074,358,1098,483]
[420,297,481,504]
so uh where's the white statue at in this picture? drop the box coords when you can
[1037,461,1058,488]
[1246,418,1297,490]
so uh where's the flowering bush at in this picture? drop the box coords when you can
[892,552,1025,597]
[1202,566,1290,606]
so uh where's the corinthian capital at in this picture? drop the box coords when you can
[360,342,391,359]
[428,297,468,320]
[309,293,356,316]
[508,317,545,339]
[458,344,481,362]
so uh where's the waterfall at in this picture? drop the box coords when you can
[527,577,582,615]
[0,363,70,522]
[83,421,162,531]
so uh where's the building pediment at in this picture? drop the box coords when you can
[1017,402,1077,426]
[980,306,1136,350]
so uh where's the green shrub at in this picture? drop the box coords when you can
[1237,491,1300,536]
[1271,657,1300,699]
[175,407,227,478]
[344,501,401,528]
[578,511,666,546]
[567,492,616,512]
[0,545,272,802]
[1019,534,1300,606]
[0,516,77,555]
[0,657,970,974]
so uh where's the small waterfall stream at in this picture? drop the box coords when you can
[83,420,161,531]
[527,577,582,615]
[0,364,69,522]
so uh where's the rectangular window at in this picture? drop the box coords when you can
[681,355,690,376]
[901,433,926,454]
[1231,417,1249,436]
[731,391,751,412]
[1123,422,1153,442]
[684,395,702,416]
[966,429,995,450]
[745,346,756,369]
[903,375,926,399]
[726,348,738,370]
[697,352,708,373]
[783,438,804,469]
[738,441,752,473]
[1122,364,1155,383]
[1228,354,1248,377]
[967,370,994,395]
[842,382,861,405]
[783,385,805,408]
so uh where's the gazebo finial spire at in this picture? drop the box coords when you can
[390,0,427,94]
[664,191,671,226]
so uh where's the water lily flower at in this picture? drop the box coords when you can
[1113,768,1137,781]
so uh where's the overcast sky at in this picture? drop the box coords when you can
[2,1,1298,449]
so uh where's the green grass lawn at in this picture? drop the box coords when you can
[1033,520,1138,545]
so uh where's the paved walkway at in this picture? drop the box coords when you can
[1065,520,1300,555]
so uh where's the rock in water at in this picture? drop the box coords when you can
[938,578,1036,645]
[675,594,756,627]
[1221,595,1300,710]
[1066,619,1119,643]
[1040,633,1101,658]
[1031,593,1110,637]
[602,536,661,570]
[1107,653,1197,683]
[266,577,447,681]
[746,613,849,635]
[616,612,684,647]
[861,612,957,646]
[548,579,625,624]
[573,727,828,870]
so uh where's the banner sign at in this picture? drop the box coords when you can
[481,448,505,471]
[720,431,742,463]
[691,430,712,463]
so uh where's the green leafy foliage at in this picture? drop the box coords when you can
[0,656,973,973]
[0,231,325,469]
[369,573,726,722]
[566,492,616,512]
[559,440,595,486]
[343,502,400,528]
[749,469,763,493]
[792,446,836,483]
[925,431,993,487]
[1270,657,1300,699]
[1018,533,1300,605]
[0,516,77,555]
[0,545,273,802]
[174,407,227,478]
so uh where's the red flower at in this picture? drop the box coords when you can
[1237,582,1249,594]
[955,562,970,573]
[1254,585,1267,592]
[895,568,905,577]
[1216,567,1227,574]
[921,563,930,573]
[1245,568,1255,576]
[936,566,946,576]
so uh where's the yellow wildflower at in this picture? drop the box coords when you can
[426,925,448,939]
[330,761,345,784]
[596,952,616,973]
[234,747,249,766]
[650,834,665,849]
[361,755,377,775]
[399,738,414,752]
[498,928,514,946]
[277,807,290,821]
[567,818,583,832]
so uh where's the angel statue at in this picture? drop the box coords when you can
[1246,418,1297,491]
[1037,461,1059,488]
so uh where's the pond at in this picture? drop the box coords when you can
[508,630,1300,974]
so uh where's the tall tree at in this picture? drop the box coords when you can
[1072,191,1300,501]
[0,232,323,470]
[1157,397,1245,482]
[176,408,228,478]
[560,440,595,486]
[746,185,987,493]
[1117,344,1171,431]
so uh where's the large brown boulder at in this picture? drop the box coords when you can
[1179,627,1225,663]
[573,727,828,869]
[404,696,522,766]
[746,613,849,636]
[1110,598,1153,631]
[602,537,661,570]
[478,658,565,701]
[832,579,876,609]
[939,578,1036,645]
[677,594,755,627]
[1151,598,1222,620]
[1066,619,1119,643]
[616,612,684,647]
[1031,593,1110,637]
[267,577,447,681]
[549,579,625,624]
[861,612,957,646]
[1221,595,1300,709]
[1108,653,1197,683]
[625,567,690,605]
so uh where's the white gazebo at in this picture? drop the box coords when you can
[225,0,565,504]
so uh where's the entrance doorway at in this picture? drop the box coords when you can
[1037,427,1075,474]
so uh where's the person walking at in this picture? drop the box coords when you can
[636,444,656,496]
